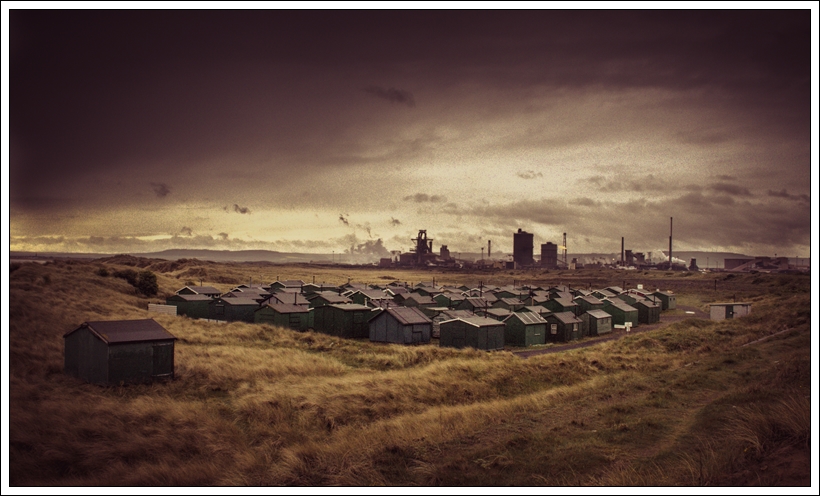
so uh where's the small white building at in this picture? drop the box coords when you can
[709,302,752,321]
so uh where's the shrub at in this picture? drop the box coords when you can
[96,267,109,277]
[136,270,159,297]
[113,269,138,286]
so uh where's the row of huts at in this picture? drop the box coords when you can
[162,279,678,350]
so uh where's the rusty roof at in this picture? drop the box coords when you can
[65,319,176,344]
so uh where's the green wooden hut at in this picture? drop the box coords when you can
[254,303,311,331]
[175,285,222,298]
[601,299,639,327]
[573,295,604,314]
[492,297,525,312]
[633,299,661,324]
[439,317,505,351]
[165,294,211,319]
[208,297,259,323]
[652,290,677,310]
[481,307,513,321]
[64,319,176,385]
[581,309,613,337]
[503,312,547,347]
[544,311,583,342]
[369,306,432,344]
[308,292,352,308]
[312,303,373,339]
[541,297,579,316]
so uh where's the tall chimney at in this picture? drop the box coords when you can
[488,240,491,259]
[669,217,673,267]
[621,237,624,266]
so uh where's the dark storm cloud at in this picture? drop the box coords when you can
[150,182,171,198]
[218,232,229,240]
[768,189,810,203]
[516,170,543,180]
[403,193,446,203]
[227,204,251,214]
[363,86,416,107]
[709,183,753,196]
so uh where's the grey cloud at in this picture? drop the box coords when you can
[569,197,599,207]
[150,182,171,198]
[403,193,446,203]
[180,226,193,236]
[516,170,543,180]
[338,213,349,226]
[389,217,401,226]
[233,204,251,214]
[768,189,810,202]
[364,85,415,107]
[218,232,229,240]
[716,175,736,181]
[709,183,752,196]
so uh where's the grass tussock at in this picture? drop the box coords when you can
[7,258,812,486]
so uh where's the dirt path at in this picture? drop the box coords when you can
[513,305,709,358]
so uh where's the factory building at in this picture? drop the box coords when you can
[513,228,535,266]
[541,242,558,269]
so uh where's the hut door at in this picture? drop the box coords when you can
[152,343,174,378]
[725,306,734,319]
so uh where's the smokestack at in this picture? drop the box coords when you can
[621,237,624,266]
[488,240,491,259]
[669,217,673,267]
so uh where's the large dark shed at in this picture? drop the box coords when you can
[64,319,176,385]
[581,309,613,337]
[208,297,259,322]
[633,299,661,324]
[369,306,432,344]
[254,303,311,331]
[544,312,583,342]
[503,311,547,347]
[312,303,374,339]
[166,294,211,319]
[652,290,677,310]
[439,317,505,351]
[601,299,639,327]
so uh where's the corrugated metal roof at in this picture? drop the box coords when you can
[484,308,512,317]
[65,319,176,344]
[170,294,212,301]
[575,295,603,305]
[550,311,583,324]
[604,299,638,311]
[585,309,612,319]
[458,316,506,327]
[384,306,432,325]
[505,312,547,324]
[441,309,475,319]
[328,303,372,311]
[260,303,309,314]
[177,285,222,295]
[523,305,551,315]
[219,297,260,306]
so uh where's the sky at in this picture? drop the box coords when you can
[4,4,817,262]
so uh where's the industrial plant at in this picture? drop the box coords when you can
[373,218,808,274]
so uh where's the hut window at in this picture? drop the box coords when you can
[573,324,578,332]
[551,324,558,334]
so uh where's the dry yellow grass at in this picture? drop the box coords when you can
[7,257,813,486]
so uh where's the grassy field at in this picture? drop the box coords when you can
[6,256,814,486]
